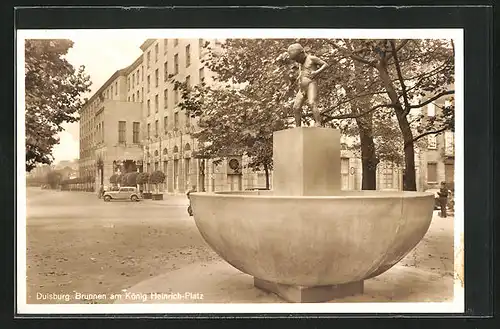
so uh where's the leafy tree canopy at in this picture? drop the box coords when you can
[25,39,91,172]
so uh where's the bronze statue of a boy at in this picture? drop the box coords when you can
[278,43,329,127]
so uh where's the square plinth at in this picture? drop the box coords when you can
[272,127,341,196]
[254,278,364,303]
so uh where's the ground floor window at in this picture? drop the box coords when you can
[427,162,438,183]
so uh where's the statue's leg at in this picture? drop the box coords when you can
[307,81,321,127]
[293,90,306,127]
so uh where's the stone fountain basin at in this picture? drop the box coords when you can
[190,190,434,287]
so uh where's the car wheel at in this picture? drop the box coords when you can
[131,195,138,202]
[104,195,111,202]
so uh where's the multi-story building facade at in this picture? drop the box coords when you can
[418,99,455,191]
[79,62,143,190]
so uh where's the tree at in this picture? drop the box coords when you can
[45,170,62,189]
[25,39,92,172]
[126,172,139,187]
[136,172,150,192]
[109,174,118,186]
[327,39,454,190]
[149,171,166,193]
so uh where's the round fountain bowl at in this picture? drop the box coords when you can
[190,190,434,287]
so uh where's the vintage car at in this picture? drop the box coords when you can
[103,187,141,202]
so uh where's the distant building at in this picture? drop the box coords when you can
[79,61,143,190]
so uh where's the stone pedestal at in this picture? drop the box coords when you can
[254,278,364,303]
[272,127,341,196]
[260,127,362,302]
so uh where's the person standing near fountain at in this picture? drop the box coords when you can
[277,43,329,127]
[437,181,449,218]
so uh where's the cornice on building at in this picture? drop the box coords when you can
[125,54,144,74]
[140,39,155,51]
[81,68,129,111]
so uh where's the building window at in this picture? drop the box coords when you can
[133,122,140,143]
[147,99,151,116]
[155,120,159,137]
[118,121,126,143]
[163,39,168,53]
[174,38,178,46]
[164,61,168,81]
[427,134,437,149]
[185,75,191,89]
[427,103,436,117]
[173,159,179,189]
[445,163,454,183]
[174,88,179,104]
[185,44,191,67]
[154,162,159,171]
[128,96,130,102]
[155,69,159,87]
[147,163,151,173]
[136,70,140,84]
[185,158,191,186]
[427,162,438,183]
[340,158,349,190]
[137,90,140,102]
[198,38,204,57]
[164,89,168,109]
[155,94,159,113]
[444,131,454,156]
[174,112,179,129]
[132,94,135,102]
[147,51,151,68]
[132,74,135,87]
[163,160,168,173]
[164,116,168,133]
[155,43,159,62]
[174,54,179,74]
[141,66,144,80]
[147,123,151,139]
[115,82,118,94]
[147,75,151,92]
[199,67,205,83]
[382,165,394,189]
[111,85,114,96]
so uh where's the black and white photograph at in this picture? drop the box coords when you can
[17,28,464,314]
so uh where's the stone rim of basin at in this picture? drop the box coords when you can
[190,191,435,199]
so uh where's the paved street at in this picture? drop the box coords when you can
[25,187,455,304]
[26,187,219,304]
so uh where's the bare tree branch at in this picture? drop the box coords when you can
[330,42,377,67]
[408,126,449,145]
[409,90,455,109]
[321,103,394,121]
[390,40,410,112]
[385,39,410,61]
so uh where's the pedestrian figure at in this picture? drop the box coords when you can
[437,181,449,218]
[186,185,197,216]
[277,43,329,127]
[98,185,104,199]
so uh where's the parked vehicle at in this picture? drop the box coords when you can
[103,187,141,202]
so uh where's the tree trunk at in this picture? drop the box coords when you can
[376,61,417,191]
[349,57,378,190]
[357,120,378,190]
[264,163,270,190]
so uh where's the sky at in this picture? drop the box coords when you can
[51,36,145,163]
